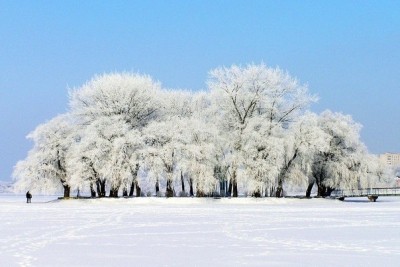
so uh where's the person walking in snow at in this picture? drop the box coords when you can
[26,191,32,203]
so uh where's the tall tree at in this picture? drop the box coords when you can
[14,114,75,197]
[274,112,328,197]
[209,63,316,197]
[67,73,161,196]
[308,111,370,197]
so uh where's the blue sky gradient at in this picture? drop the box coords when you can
[1,0,399,181]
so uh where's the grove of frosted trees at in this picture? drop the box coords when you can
[13,64,392,198]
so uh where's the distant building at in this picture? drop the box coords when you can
[379,153,400,167]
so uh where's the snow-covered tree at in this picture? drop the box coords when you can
[142,119,180,197]
[141,90,219,197]
[241,119,285,197]
[274,112,329,197]
[177,118,218,196]
[67,115,143,197]
[13,114,76,197]
[307,111,371,197]
[360,154,394,189]
[139,90,193,197]
[67,72,162,197]
[208,63,316,196]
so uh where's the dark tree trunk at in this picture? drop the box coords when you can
[317,182,330,197]
[165,160,174,197]
[306,182,314,198]
[122,188,128,197]
[166,180,174,197]
[129,181,135,197]
[57,159,69,198]
[275,187,283,197]
[196,190,205,197]
[181,171,185,192]
[109,182,120,198]
[63,184,71,198]
[317,184,324,197]
[90,166,100,197]
[275,179,283,198]
[232,169,238,197]
[155,180,160,195]
[90,183,96,198]
[316,184,334,197]
[220,180,226,196]
[100,180,106,197]
[227,180,232,197]
[252,189,262,198]
[135,181,141,197]
[326,186,334,197]
[276,149,298,198]
[129,163,140,197]
[189,178,194,197]
[109,187,119,198]
[232,181,238,197]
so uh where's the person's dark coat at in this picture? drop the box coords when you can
[26,191,32,203]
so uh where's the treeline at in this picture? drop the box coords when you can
[13,64,392,198]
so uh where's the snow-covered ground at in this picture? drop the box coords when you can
[1,195,399,266]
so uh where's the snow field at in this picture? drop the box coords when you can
[1,195,400,266]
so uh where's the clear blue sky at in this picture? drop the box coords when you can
[1,0,399,181]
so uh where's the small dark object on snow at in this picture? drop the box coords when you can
[26,191,32,203]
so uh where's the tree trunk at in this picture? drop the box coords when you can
[317,184,324,197]
[316,184,334,197]
[129,164,140,197]
[276,149,298,198]
[181,171,185,192]
[189,178,194,197]
[109,187,119,198]
[122,187,128,197]
[155,180,160,195]
[135,181,141,197]
[90,183,96,197]
[252,189,262,198]
[275,187,283,197]
[306,182,314,198]
[96,180,102,197]
[232,180,238,197]
[232,169,238,197]
[326,186,334,197]
[227,180,232,197]
[196,184,205,197]
[100,180,106,197]
[129,181,135,197]
[63,184,70,198]
[275,178,284,198]
[269,186,275,197]
[220,180,226,197]
[166,180,174,197]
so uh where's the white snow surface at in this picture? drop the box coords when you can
[1,195,400,266]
